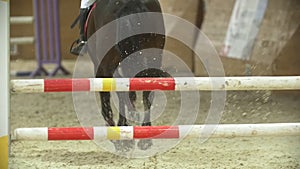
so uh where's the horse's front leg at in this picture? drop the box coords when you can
[137,91,153,150]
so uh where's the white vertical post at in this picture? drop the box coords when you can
[0,0,10,169]
[221,0,268,60]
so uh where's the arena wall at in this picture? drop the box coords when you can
[10,0,299,76]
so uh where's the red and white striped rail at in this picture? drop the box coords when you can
[10,76,300,93]
[13,123,300,141]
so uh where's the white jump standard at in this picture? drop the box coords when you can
[0,1,10,168]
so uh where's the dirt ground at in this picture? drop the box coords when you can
[9,60,300,169]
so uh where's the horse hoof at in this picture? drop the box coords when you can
[113,140,135,152]
[137,139,153,150]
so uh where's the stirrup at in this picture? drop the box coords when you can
[70,39,87,56]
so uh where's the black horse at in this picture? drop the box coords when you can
[85,0,169,151]
[83,0,205,152]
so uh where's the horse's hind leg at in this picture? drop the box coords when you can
[126,91,139,122]
[137,69,171,150]
[137,91,154,150]
[100,91,133,152]
[114,92,134,152]
[100,92,115,126]
[141,91,152,127]
[117,92,128,126]
[116,92,136,127]
[129,91,137,112]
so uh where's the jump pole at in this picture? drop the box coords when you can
[10,76,300,93]
[0,0,10,168]
[13,123,300,141]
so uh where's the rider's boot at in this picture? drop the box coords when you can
[70,8,90,56]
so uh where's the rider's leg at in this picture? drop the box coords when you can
[70,0,96,55]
